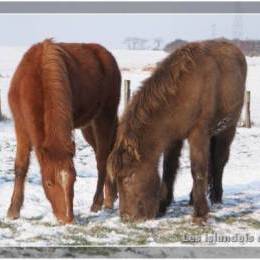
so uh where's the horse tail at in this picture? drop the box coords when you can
[41,39,74,159]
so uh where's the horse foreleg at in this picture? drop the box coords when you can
[7,128,31,219]
[188,127,210,225]
[159,140,183,215]
[81,126,103,212]
[189,146,212,206]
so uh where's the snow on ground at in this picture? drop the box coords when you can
[113,49,167,73]
[0,46,260,249]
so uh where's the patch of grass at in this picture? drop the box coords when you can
[214,206,255,226]
[214,215,237,224]
[0,221,17,233]
[88,225,115,238]
[40,222,58,228]
[119,218,214,245]
[61,224,121,245]
[120,236,147,245]
[62,234,93,246]
[153,223,213,244]
[119,231,150,245]
[0,221,12,229]
[242,218,260,229]
[22,235,51,243]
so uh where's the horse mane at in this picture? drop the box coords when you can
[112,43,203,169]
[41,39,74,159]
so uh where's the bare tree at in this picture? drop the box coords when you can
[123,37,149,50]
[123,37,135,49]
[153,38,163,50]
[138,39,148,50]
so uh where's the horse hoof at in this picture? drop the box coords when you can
[7,208,20,220]
[192,215,208,226]
[156,211,165,218]
[103,201,113,210]
[90,203,102,213]
[210,198,223,205]
[157,204,167,217]
[158,197,172,216]
[58,217,74,225]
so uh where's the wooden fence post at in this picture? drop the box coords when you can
[124,79,131,107]
[244,90,251,128]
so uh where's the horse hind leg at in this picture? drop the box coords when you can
[7,125,31,219]
[82,125,96,153]
[209,126,236,204]
[81,125,97,211]
[90,113,117,212]
[158,140,183,216]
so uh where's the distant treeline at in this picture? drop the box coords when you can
[164,38,260,56]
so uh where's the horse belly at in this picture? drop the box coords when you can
[211,91,243,136]
[212,115,235,135]
[211,97,242,136]
[73,88,102,128]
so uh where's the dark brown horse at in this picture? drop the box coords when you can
[7,39,121,224]
[107,40,247,224]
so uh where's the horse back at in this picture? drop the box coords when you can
[178,41,246,135]
[9,40,121,151]
[135,40,247,140]
[58,43,121,127]
[186,41,246,135]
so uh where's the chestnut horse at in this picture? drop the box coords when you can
[7,39,121,224]
[107,40,247,224]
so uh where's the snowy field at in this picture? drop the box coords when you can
[0,46,260,250]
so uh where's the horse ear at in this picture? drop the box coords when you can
[107,135,141,182]
[123,134,141,161]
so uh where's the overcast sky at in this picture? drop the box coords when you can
[0,14,260,49]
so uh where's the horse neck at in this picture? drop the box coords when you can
[122,111,173,163]
[120,77,181,162]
